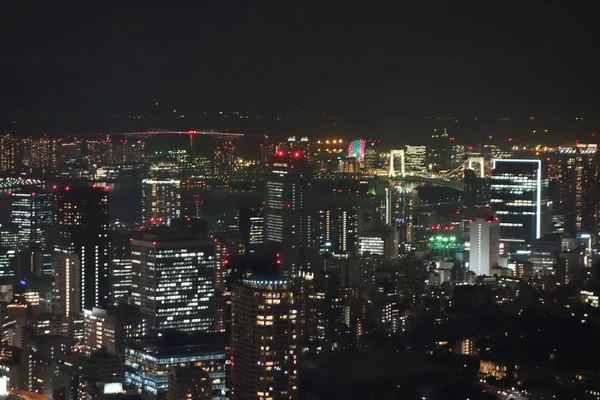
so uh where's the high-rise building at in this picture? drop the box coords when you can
[168,367,212,400]
[490,159,549,246]
[108,231,133,304]
[83,306,149,356]
[316,207,359,253]
[53,185,110,310]
[239,205,265,254]
[231,278,297,400]
[213,136,238,176]
[111,138,145,164]
[556,144,599,236]
[142,179,181,227]
[10,188,53,247]
[0,134,21,173]
[469,217,500,276]
[29,138,57,170]
[131,230,215,332]
[265,151,317,275]
[214,232,245,292]
[52,253,81,318]
[404,145,428,174]
[358,229,399,258]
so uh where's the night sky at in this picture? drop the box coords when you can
[1,1,599,139]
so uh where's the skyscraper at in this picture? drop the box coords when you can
[53,185,110,310]
[231,278,297,400]
[142,179,181,227]
[213,136,238,176]
[52,253,81,318]
[10,188,53,247]
[469,217,500,276]
[239,205,265,254]
[131,230,215,332]
[108,231,133,304]
[0,134,21,173]
[556,144,599,236]
[490,159,549,246]
[265,150,316,275]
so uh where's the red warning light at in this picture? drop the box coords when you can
[276,150,285,157]
[293,151,301,158]
[52,185,57,190]
[65,186,70,191]
[276,259,281,264]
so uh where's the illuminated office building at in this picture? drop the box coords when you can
[52,253,81,318]
[10,188,53,247]
[469,217,500,276]
[108,231,133,304]
[83,306,149,356]
[0,223,19,278]
[213,136,238,176]
[54,185,110,310]
[265,151,317,275]
[125,333,227,400]
[239,205,264,254]
[231,278,297,400]
[85,137,112,166]
[316,207,359,253]
[557,144,599,235]
[404,145,428,174]
[490,159,549,246]
[131,231,215,332]
[358,229,399,258]
[142,179,181,227]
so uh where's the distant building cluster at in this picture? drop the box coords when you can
[0,130,597,399]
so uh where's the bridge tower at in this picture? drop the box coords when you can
[467,156,485,178]
[389,150,405,177]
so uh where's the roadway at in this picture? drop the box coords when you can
[9,390,52,400]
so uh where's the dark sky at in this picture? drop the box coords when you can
[1,1,599,120]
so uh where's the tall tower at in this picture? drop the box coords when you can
[490,159,549,247]
[142,179,181,227]
[557,144,599,236]
[10,188,53,247]
[231,278,297,400]
[265,150,316,276]
[53,185,110,310]
[52,253,81,318]
[131,230,215,332]
[469,217,500,276]
[213,136,238,176]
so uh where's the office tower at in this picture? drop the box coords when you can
[265,150,316,275]
[231,278,297,400]
[131,230,215,332]
[55,137,83,168]
[0,223,19,278]
[10,188,53,247]
[29,138,56,169]
[213,136,238,176]
[363,140,379,170]
[239,205,265,254]
[316,207,359,253]
[142,179,181,227]
[83,306,149,356]
[557,144,599,236]
[404,145,428,174]
[490,159,549,246]
[108,231,133,304]
[125,333,227,399]
[0,134,21,173]
[358,229,399,258]
[529,237,560,275]
[469,217,500,276]
[52,253,81,318]
[54,185,110,310]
